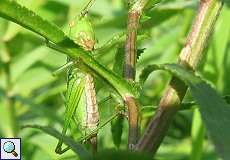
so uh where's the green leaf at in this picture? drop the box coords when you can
[190,109,205,160]
[223,0,230,7]
[3,0,45,41]
[22,125,92,160]
[92,149,152,160]
[12,66,56,95]
[0,0,138,98]
[224,95,230,104]
[11,46,49,81]
[143,0,162,10]
[111,115,124,148]
[112,46,125,77]
[137,48,146,61]
[140,14,151,24]
[139,64,157,85]
[139,63,230,160]
[141,1,196,30]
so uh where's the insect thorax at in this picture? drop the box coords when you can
[69,16,95,51]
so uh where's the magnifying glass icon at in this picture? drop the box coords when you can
[3,141,18,157]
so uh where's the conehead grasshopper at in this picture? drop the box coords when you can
[45,0,126,154]
[50,0,99,154]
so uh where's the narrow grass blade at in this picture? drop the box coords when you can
[22,125,92,160]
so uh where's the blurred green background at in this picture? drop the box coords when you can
[0,0,229,159]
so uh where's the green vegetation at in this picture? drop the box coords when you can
[0,0,229,159]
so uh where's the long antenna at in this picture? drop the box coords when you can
[80,0,96,17]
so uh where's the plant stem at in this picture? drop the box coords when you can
[124,0,144,149]
[124,11,140,80]
[125,0,148,79]
[124,96,139,149]
[135,0,223,155]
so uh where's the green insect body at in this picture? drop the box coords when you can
[69,16,95,51]
[64,69,85,135]
[55,3,99,153]
[50,4,126,153]
[55,69,85,154]
[52,12,124,153]
[74,73,99,135]
[56,12,99,154]
[68,14,99,147]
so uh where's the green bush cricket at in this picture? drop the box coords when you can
[45,0,99,154]
[45,0,126,154]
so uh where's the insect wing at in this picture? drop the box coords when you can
[63,71,85,135]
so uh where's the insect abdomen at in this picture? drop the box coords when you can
[85,74,99,132]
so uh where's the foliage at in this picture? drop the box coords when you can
[0,0,230,160]
[140,63,230,160]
